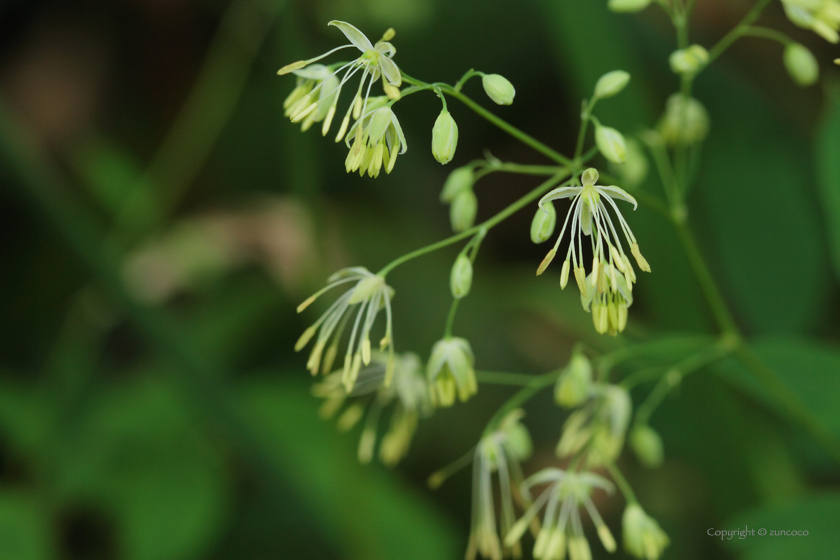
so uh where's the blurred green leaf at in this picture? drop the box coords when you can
[725,493,840,560]
[695,69,831,334]
[55,375,228,560]
[237,378,460,560]
[0,492,53,560]
[816,85,840,283]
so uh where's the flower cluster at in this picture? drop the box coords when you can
[312,352,431,465]
[295,267,395,391]
[505,469,616,560]
[278,21,406,172]
[557,383,632,467]
[467,410,533,560]
[782,0,840,43]
[536,168,649,336]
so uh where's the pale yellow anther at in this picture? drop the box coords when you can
[537,249,557,275]
[277,60,307,75]
[295,325,317,351]
[335,115,350,142]
[632,242,651,272]
[560,259,571,289]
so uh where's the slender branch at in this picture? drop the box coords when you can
[482,371,560,436]
[605,461,638,505]
[741,26,794,46]
[476,371,543,386]
[707,0,775,64]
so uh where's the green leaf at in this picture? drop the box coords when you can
[0,492,53,560]
[816,86,840,283]
[724,493,840,560]
[695,69,832,333]
[236,378,460,560]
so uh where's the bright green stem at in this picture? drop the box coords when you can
[377,171,570,276]
[476,371,543,386]
[605,461,638,505]
[482,370,560,436]
[707,0,775,64]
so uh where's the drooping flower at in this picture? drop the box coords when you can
[295,267,395,391]
[557,384,632,467]
[467,410,533,560]
[427,337,477,406]
[505,469,616,560]
[278,21,403,140]
[781,0,840,43]
[622,503,670,560]
[312,351,431,465]
[344,103,407,177]
[282,64,340,132]
[536,168,649,336]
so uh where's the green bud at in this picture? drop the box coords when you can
[432,110,459,164]
[427,337,477,407]
[481,73,516,105]
[607,0,651,12]
[498,409,533,461]
[622,504,670,560]
[630,424,664,468]
[609,138,648,188]
[530,201,557,244]
[450,253,473,299]
[554,353,593,408]
[594,70,631,99]
[440,166,475,203]
[668,45,709,75]
[595,125,627,164]
[660,94,710,145]
[784,43,819,86]
[450,190,477,232]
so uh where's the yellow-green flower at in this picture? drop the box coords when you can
[782,0,840,43]
[344,104,407,177]
[278,21,403,140]
[295,267,395,391]
[622,504,670,560]
[427,337,477,406]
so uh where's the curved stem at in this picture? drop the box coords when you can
[377,170,570,276]
[707,0,775,64]
[482,370,560,436]
[605,461,638,505]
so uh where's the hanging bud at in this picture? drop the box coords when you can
[608,0,652,12]
[481,73,516,105]
[450,190,477,232]
[594,70,631,99]
[450,253,473,299]
[784,43,819,86]
[530,201,557,244]
[630,424,664,468]
[609,138,648,188]
[440,166,475,202]
[432,109,459,164]
[554,353,593,408]
[660,94,710,145]
[668,45,709,75]
[595,124,627,164]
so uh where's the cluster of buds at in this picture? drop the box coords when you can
[467,410,533,560]
[537,168,649,336]
[295,267,395,391]
[312,352,431,465]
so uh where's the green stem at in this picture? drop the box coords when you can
[741,26,794,46]
[483,370,560,436]
[454,68,481,92]
[444,299,460,337]
[575,98,597,161]
[377,170,570,276]
[605,461,638,505]
[707,0,775,64]
[428,445,476,488]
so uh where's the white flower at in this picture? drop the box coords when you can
[278,21,403,140]
[782,0,840,43]
[467,410,533,560]
[622,504,670,560]
[344,104,407,177]
[536,168,649,336]
[505,469,616,560]
[312,352,431,465]
[295,267,395,391]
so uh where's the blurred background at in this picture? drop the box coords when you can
[1,0,840,558]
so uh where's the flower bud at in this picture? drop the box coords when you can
[668,44,709,75]
[630,424,664,468]
[595,125,627,164]
[427,337,477,407]
[432,110,459,164]
[497,409,533,461]
[554,353,593,408]
[660,94,709,145]
[450,190,477,232]
[784,43,819,86]
[450,253,473,299]
[594,70,631,99]
[530,201,557,244]
[622,504,670,560]
[481,73,516,105]
[440,166,474,202]
[609,138,648,188]
[608,0,651,12]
